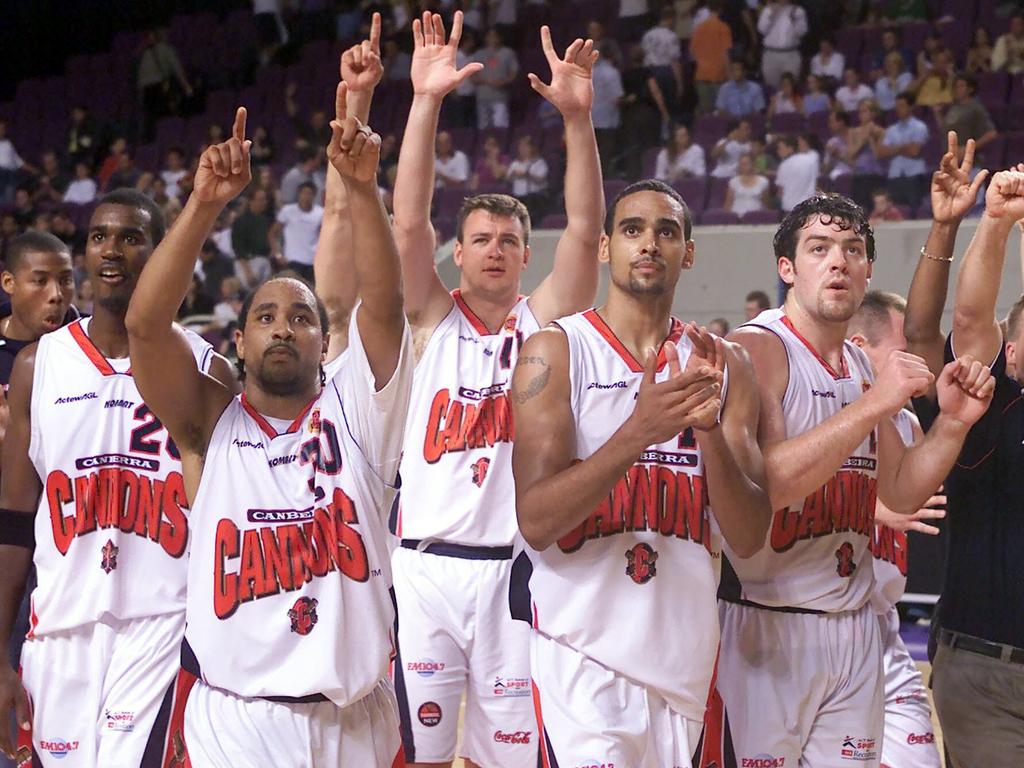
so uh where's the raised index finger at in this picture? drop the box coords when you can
[540,25,557,64]
[369,11,381,54]
[232,107,247,142]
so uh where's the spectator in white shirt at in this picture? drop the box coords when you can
[160,147,188,198]
[835,67,874,113]
[641,8,684,113]
[591,46,625,175]
[725,153,771,216]
[655,125,706,182]
[711,118,753,178]
[809,37,845,83]
[63,161,98,205]
[0,118,26,204]
[507,134,549,213]
[434,130,471,189]
[758,0,807,88]
[775,133,821,211]
[268,181,323,283]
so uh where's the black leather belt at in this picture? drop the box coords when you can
[401,539,513,560]
[940,629,1024,664]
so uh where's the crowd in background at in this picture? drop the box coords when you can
[0,0,1021,348]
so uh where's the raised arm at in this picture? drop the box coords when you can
[952,169,1024,364]
[315,14,383,360]
[513,329,720,552]
[392,11,482,330]
[327,83,405,387]
[906,133,989,393]
[125,110,251,456]
[526,26,605,326]
[0,348,38,758]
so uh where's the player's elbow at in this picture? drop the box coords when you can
[952,304,990,339]
[517,503,555,552]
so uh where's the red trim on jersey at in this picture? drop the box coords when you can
[15,666,32,763]
[698,651,726,768]
[395,502,403,537]
[240,394,318,439]
[451,289,495,336]
[25,598,37,640]
[583,309,685,373]
[532,680,551,768]
[781,314,850,380]
[161,669,198,768]
[68,320,118,376]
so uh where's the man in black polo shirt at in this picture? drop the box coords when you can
[933,169,1024,766]
[0,231,76,768]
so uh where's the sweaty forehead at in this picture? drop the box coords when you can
[798,214,865,243]
[464,210,524,237]
[252,279,318,312]
[614,190,685,225]
[89,204,151,236]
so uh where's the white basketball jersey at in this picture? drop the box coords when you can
[518,309,725,723]
[28,317,214,637]
[870,409,914,615]
[397,290,541,546]
[722,308,878,613]
[184,312,413,705]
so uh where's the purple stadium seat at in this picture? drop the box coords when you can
[827,174,853,197]
[671,177,709,211]
[699,208,740,226]
[1004,133,1024,167]
[706,177,729,209]
[977,72,1009,104]
[900,23,930,53]
[740,209,782,225]
[539,213,568,229]
[433,188,466,220]
[769,112,805,134]
[603,179,628,202]
[835,28,863,61]
[693,114,730,148]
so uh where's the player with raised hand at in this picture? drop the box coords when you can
[125,95,412,767]
[388,12,604,768]
[511,179,770,766]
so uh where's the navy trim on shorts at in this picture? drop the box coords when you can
[509,551,534,624]
[139,675,176,767]
[391,585,417,762]
[540,727,559,767]
[400,540,513,560]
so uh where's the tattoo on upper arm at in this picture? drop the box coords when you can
[513,357,551,404]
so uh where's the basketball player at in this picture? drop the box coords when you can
[389,13,603,767]
[848,290,942,768]
[0,189,235,766]
[124,86,411,767]
[716,193,995,768]
[509,179,770,766]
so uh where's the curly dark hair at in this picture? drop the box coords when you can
[773,193,875,266]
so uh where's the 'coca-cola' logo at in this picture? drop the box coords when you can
[494,730,532,744]
[907,733,935,745]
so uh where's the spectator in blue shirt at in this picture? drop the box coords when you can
[716,60,766,118]
[878,92,929,207]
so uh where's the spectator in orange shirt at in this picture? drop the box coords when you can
[690,0,733,115]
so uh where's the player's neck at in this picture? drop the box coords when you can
[86,309,131,359]
[598,291,674,361]
[782,296,849,371]
[457,285,521,334]
[243,382,321,422]
[2,312,38,343]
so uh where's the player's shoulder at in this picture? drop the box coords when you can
[727,325,787,392]
[519,325,569,362]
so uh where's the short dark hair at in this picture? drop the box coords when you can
[831,110,851,127]
[604,179,692,239]
[955,73,978,95]
[774,193,876,264]
[97,188,167,245]
[895,91,916,107]
[236,277,330,380]
[745,290,771,311]
[849,290,906,344]
[456,193,532,244]
[4,231,70,274]
[1007,293,1024,341]
[777,134,797,150]
[297,181,317,195]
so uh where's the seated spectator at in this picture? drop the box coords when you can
[655,125,707,183]
[689,0,732,115]
[160,147,188,198]
[148,176,182,223]
[249,126,275,166]
[744,289,771,320]
[212,275,244,330]
[507,135,549,212]
[0,118,26,204]
[878,92,929,207]
[913,47,955,109]
[725,154,770,216]
[63,161,98,204]
[869,28,911,80]
[708,318,730,336]
[471,135,510,191]
[434,130,471,189]
[824,110,854,179]
[835,67,874,112]
[869,188,905,223]
[711,119,753,178]
[943,74,998,158]
[916,31,942,75]
[715,60,765,119]
[809,37,845,82]
[993,13,1024,73]
[231,187,275,290]
[35,151,69,204]
[50,210,85,252]
[270,181,324,283]
[12,187,36,228]
[178,274,215,319]
[470,28,518,129]
[383,36,413,82]
[106,149,141,191]
[802,74,832,115]
[966,28,994,74]
[846,99,887,208]
[198,240,236,305]
[775,134,820,212]
[750,135,777,175]
[875,51,913,111]
[66,105,98,166]
[768,72,803,119]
